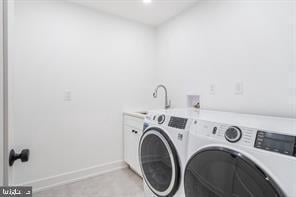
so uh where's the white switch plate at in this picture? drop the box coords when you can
[235,82,244,95]
[209,84,216,95]
[64,90,72,101]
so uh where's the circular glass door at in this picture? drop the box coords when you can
[184,147,285,197]
[139,127,180,197]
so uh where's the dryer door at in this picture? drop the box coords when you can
[139,127,180,197]
[184,147,285,197]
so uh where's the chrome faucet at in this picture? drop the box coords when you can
[153,84,171,109]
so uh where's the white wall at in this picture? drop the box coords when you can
[10,0,157,187]
[157,0,296,118]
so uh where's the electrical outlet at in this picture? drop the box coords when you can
[235,82,244,95]
[64,90,72,101]
[210,84,216,95]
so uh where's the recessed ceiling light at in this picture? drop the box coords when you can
[143,0,152,4]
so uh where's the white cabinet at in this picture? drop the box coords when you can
[123,114,144,176]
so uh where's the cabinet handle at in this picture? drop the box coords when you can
[132,130,138,134]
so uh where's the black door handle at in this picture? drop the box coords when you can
[9,149,30,166]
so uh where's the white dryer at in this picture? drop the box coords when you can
[139,109,194,197]
[184,110,296,197]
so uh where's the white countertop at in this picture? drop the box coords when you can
[123,111,147,119]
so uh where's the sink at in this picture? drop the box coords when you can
[137,111,148,115]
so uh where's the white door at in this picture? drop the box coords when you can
[1,0,9,186]
[0,0,4,186]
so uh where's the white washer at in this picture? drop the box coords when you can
[139,109,194,197]
[184,110,296,197]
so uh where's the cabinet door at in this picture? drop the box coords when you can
[133,128,142,176]
[124,125,135,166]
[124,125,142,176]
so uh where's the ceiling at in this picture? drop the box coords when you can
[67,0,199,26]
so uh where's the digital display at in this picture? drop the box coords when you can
[264,132,295,142]
[255,131,296,156]
[168,117,188,129]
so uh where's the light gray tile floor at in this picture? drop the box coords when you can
[34,168,144,197]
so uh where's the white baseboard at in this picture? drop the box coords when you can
[20,160,127,193]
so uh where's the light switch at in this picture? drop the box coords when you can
[210,84,216,95]
[235,82,244,95]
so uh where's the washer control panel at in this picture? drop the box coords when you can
[149,114,189,130]
[168,116,188,129]
[157,115,166,124]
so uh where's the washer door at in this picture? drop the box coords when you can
[184,147,285,197]
[139,127,180,197]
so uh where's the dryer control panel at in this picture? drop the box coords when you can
[191,120,296,158]
[192,120,257,147]
[255,131,296,157]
